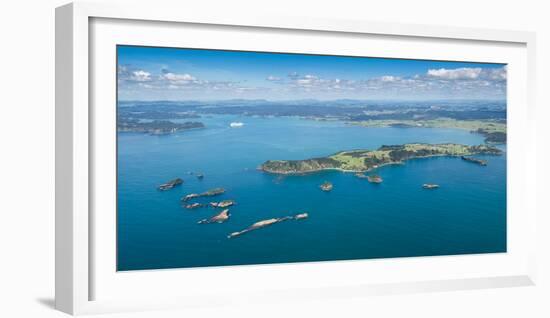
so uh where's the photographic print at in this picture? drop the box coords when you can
[117,45,506,271]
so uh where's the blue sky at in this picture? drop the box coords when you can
[117,45,507,101]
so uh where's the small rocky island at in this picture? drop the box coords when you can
[181,188,226,202]
[260,143,502,175]
[185,202,204,209]
[422,184,440,189]
[210,200,235,208]
[158,178,183,191]
[461,156,488,166]
[228,213,308,238]
[367,175,383,183]
[198,209,230,224]
[320,181,333,192]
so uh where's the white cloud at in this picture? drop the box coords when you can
[266,75,281,81]
[131,70,151,82]
[380,75,400,82]
[484,66,507,80]
[118,69,152,82]
[297,79,313,85]
[138,83,153,89]
[288,72,300,80]
[427,67,482,80]
[118,65,507,99]
[278,66,506,98]
[426,66,506,86]
[291,74,323,87]
[161,72,196,83]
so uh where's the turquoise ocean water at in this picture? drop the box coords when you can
[117,115,506,271]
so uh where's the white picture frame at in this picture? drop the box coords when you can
[56,1,538,315]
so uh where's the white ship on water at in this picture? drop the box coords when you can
[230,122,244,128]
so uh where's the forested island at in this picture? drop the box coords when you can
[260,143,502,174]
[117,118,204,135]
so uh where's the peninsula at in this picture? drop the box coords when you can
[260,143,501,175]
[349,119,506,144]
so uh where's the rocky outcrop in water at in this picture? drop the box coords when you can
[210,200,235,208]
[461,156,488,166]
[422,184,440,189]
[158,178,183,191]
[181,188,226,202]
[227,213,308,238]
[367,175,383,183]
[198,209,230,224]
[320,181,333,192]
[185,203,205,209]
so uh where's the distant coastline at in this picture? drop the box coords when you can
[116,99,507,142]
[347,118,506,144]
[117,119,205,135]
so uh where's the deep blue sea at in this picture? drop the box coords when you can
[117,115,506,271]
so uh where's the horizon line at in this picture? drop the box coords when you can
[117,98,507,103]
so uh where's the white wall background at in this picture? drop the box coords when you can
[0,0,548,317]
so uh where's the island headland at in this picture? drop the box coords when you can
[260,143,502,175]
